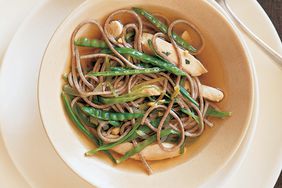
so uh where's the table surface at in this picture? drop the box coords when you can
[257,0,282,38]
[257,1,282,187]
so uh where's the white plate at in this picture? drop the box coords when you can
[0,0,40,187]
[224,0,282,187]
[0,0,281,187]
[37,0,257,187]
[0,0,92,188]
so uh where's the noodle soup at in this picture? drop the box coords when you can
[39,0,255,186]
[61,6,231,174]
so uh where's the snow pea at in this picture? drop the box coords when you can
[61,92,116,163]
[179,86,199,107]
[87,67,164,77]
[100,47,186,76]
[109,120,122,127]
[99,85,162,105]
[74,37,108,48]
[116,128,179,163]
[85,121,142,156]
[63,85,79,96]
[206,107,232,118]
[81,106,144,121]
[132,7,197,53]
[181,108,200,124]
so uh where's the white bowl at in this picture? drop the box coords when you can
[38,0,257,187]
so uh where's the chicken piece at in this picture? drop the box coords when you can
[112,142,184,161]
[200,85,224,102]
[141,33,207,76]
[106,20,123,38]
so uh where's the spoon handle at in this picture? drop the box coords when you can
[223,0,282,66]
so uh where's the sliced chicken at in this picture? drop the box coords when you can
[106,20,123,38]
[200,85,224,102]
[141,33,207,76]
[112,142,184,161]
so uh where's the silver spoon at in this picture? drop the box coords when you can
[216,0,282,67]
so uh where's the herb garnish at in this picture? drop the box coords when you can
[162,51,171,56]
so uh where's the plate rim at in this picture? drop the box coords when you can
[37,0,259,187]
[0,0,92,187]
[1,0,281,187]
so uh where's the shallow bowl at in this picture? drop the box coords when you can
[38,0,257,187]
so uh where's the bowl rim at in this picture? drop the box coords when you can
[37,0,259,187]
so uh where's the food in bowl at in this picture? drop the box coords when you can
[61,7,231,175]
